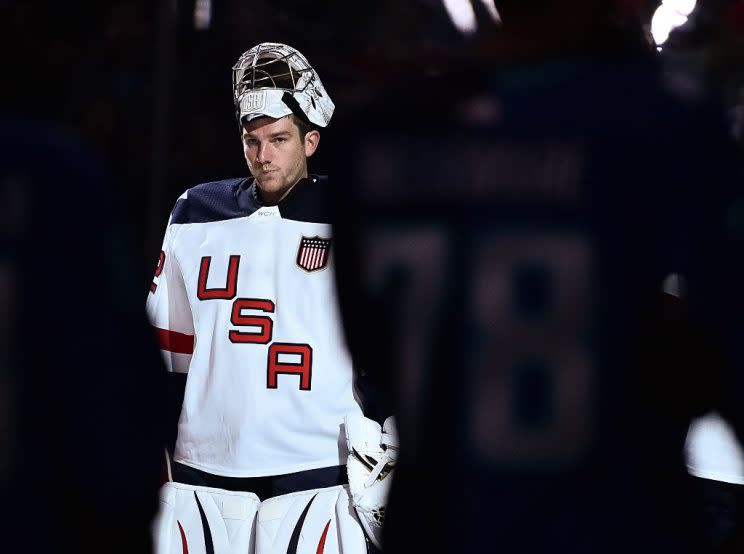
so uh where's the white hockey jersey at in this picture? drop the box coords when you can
[146,176,364,477]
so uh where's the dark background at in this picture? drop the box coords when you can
[2,1,744,552]
[3,0,743,285]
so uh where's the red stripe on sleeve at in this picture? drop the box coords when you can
[154,327,195,354]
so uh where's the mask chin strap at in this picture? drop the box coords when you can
[281,91,314,127]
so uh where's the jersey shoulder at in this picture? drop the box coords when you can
[169,175,332,225]
[280,174,331,224]
[170,178,248,224]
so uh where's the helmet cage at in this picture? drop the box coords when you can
[232,45,314,99]
[231,42,334,128]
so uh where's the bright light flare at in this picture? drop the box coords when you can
[442,0,478,34]
[651,0,697,46]
[442,0,502,35]
[194,0,212,30]
[669,0,697,17]
[480,0,502,24]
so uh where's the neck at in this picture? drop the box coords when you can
[254,176,308,206]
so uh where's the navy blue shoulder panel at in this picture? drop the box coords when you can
[280,175,331,224]
[170,175,331,224]
[170,178,252,224]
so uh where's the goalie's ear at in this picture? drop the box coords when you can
[303,128,320,158]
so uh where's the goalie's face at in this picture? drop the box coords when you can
[241,115,319,204]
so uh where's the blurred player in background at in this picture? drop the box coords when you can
[330,1,744,552]
[147,42,395,553]
[0,117,167,553]
[654,2,744,550]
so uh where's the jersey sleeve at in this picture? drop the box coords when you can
[146,216,195,373]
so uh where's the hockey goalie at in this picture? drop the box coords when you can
[146,41,397,554]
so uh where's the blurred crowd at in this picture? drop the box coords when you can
[2,0,743,282]
[1,1,744,552]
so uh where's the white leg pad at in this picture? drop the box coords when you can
[256,485,368,553]
[152,481,260,554]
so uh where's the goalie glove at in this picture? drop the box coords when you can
[344,413,398,550]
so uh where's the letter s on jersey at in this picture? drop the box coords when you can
[198,255,314,391]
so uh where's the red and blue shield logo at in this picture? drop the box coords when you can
[296,236,332,272]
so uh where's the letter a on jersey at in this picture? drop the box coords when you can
[296,236,332,272]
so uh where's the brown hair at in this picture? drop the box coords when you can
[290,114,316,142]
[241,114,317,144]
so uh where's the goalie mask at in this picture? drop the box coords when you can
[232,42,335,128]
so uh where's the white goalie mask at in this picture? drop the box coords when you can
[232,42,335,128]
